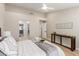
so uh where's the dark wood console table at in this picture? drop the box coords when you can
[51,32,76,51]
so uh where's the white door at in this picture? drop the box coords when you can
[40,21,47,38]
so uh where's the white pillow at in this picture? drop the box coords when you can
[3,31,12,37]
[32,37,42,43]
[2,31,16,46]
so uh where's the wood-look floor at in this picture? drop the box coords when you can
[56,44,79,56]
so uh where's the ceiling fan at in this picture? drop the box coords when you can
[40,3,55,12]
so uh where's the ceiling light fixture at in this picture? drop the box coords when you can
[41,3,55,11]
[42,4,48,10]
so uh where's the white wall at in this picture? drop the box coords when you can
[4,5,45,40]
[0,4,5,34]
[47,7,79,50]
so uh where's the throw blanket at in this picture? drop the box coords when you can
[35,41,64,56]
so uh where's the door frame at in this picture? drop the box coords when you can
[40,20,47,38]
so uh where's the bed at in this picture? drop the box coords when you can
[0,38,65,56]
[17,39,65,56]
[0,30,65,56]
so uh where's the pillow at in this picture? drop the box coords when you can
[2,31,16,46]
[3,31,12,37]
[32,37,42,43]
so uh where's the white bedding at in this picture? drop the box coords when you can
[17,40,46,56]
[17,40,65,56]
[0,31,65,56]
[0,36,17,56]
[44,41,65,56]
[0,35,64,56]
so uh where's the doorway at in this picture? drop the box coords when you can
[40,20,47,39]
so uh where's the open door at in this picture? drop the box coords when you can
[40,20,47,39]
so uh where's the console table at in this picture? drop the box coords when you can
[51,32,76,51]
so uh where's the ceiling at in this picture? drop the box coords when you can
[6,3,79,13]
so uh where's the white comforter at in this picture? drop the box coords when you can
[44,41,65,56]
[17,40,46,56]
